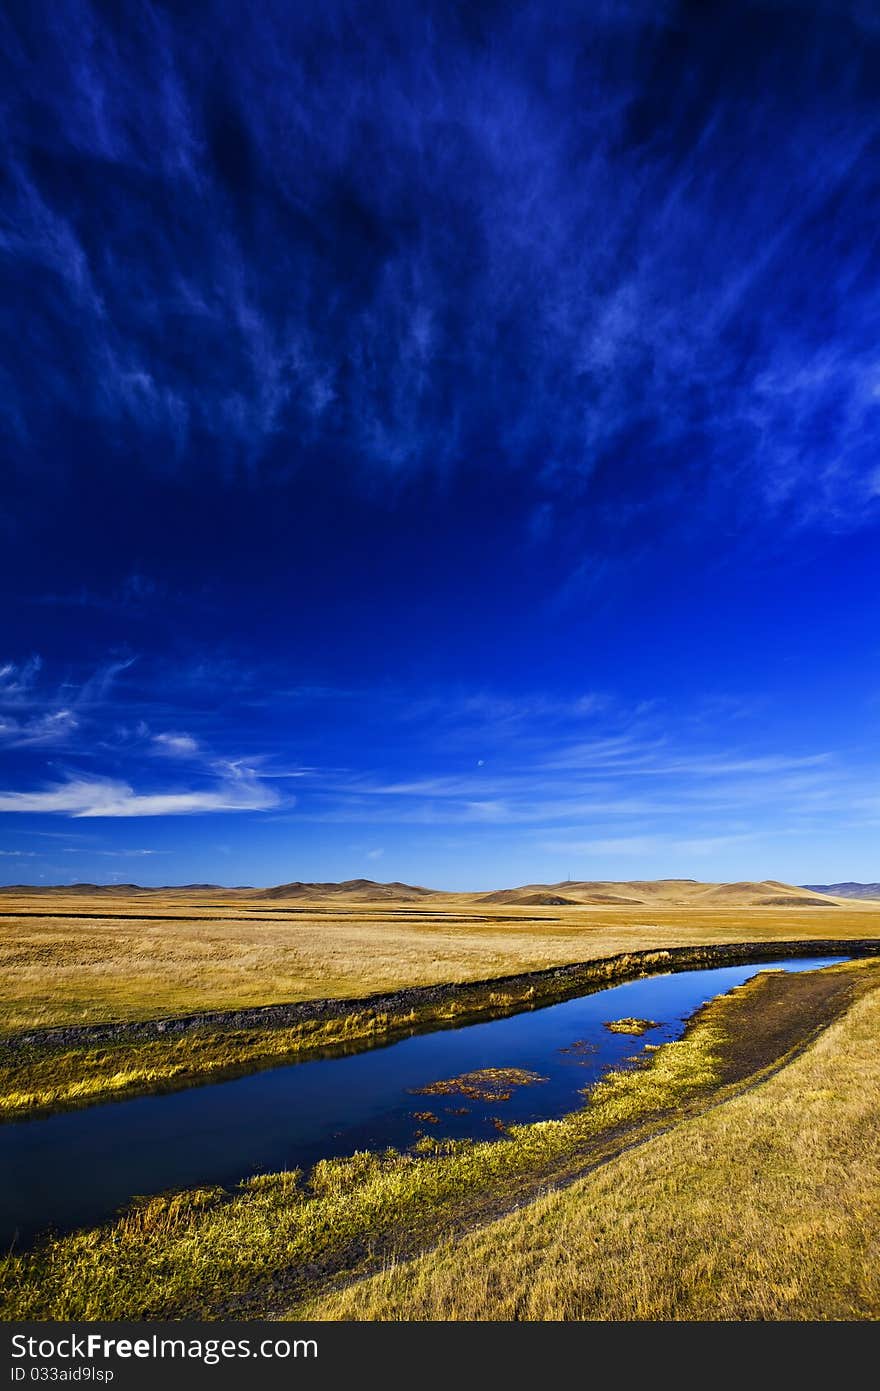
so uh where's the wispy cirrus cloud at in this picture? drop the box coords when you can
[0,655,136,750]
[72,658,137,708]
[0,652,289,823]
[278,684,867,845]
[542,747,834,778]
[540,832,767,860]
[0,655,133,711]
[32,574,162,612]
[0,658,43,704]
[0,708,79,748]
[2,1,879,543]
[62,847,167,856]
[0,650,873,876]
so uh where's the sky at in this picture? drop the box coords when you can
[1,0,879,890]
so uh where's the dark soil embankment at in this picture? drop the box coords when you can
[711,965,866,1084]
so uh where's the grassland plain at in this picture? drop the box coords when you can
[2,888,880,1119]
[3,885,878,1035]
[310,970,880,1321]
[1,959,876,1321]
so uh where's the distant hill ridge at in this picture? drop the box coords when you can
[0,876,856,907]
[0,882,232,895]
[257,879,435,902]
[803,882,880,901]
[471,878,837,908]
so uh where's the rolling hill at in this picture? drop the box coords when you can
[471,878,838,908]
[0,876,849,906]
[253,878,436,902]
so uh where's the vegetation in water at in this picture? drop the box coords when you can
[410,1067,548,1102]
[558,1038,599,1056]
[604,1017,660,1035]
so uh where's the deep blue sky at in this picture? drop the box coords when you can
[1,0,879,889]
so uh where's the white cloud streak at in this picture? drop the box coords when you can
[152,731,200,757]
[0,768,279,818]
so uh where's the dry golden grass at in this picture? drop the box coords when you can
[312,978,880,1321]
[2,888,879,1033]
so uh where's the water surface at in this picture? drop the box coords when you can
[1,955,845,1246]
